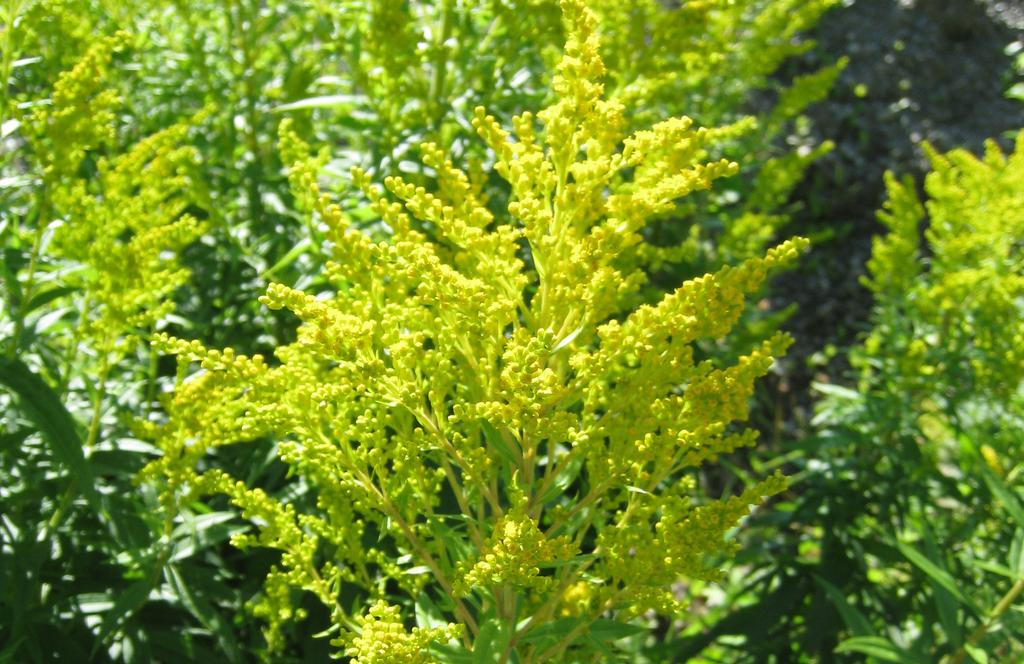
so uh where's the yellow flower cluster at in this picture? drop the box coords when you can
[578,0,842,267]
[144,0,809,656]
[345,601,461,664]
[26,35,205,359]
[17,0,102,81]
[52,124,204,353]
[27,32,128,177]
[863,133,1024,397]
[278,118,331,218]
[14,35,203,368]
[455,501,576,596]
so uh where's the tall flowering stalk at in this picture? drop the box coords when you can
[142,1,807,660]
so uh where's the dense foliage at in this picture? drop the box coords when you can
[669,133,1024,663]
[1,0,1021,662]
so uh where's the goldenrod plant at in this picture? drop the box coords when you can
[583,0,843,269]
[3,0,840,358]
[0,35,219,661]
[141,1,809,659]
[706,135,1024,662]
[27,37,204,361]
[825,134,1024,662]
[289,0,841,273]
[3,31,203,402]
[862,138,1024,401]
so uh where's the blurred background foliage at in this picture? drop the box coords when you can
[0,0,1022,661]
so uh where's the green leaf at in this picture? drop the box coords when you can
[968,559,1020,580]
[812,381,860,401]
[430,643,475,664]
[95,578,154,649]
[0,249,23,305]
[815,576,874,637]
[552,325,584,353]
[896,540,980,616]
[260,238,312,279]
[24,285,76,315]
[583,635,617,659]
[481,421,520,467]
[922,527,962,648]
[0,427,32,453]
[587,619,647,642]
[521,617,583,644]
[834,636,926,663]
[538,455,584,507]
[170,511,246,562]
[1,118,18,139]
[981,466,1024,529]
[272,94,365,112]
[964,643,990,664]
[164,564,241,663]
[415,591,447,631]
[0,357,101,514]
[472,619,510,664]
[1012,528,1024,577]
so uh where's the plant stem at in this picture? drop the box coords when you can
[946,577,1024,664]
[145,328,159,415]
[429,0,453,135]
[7,188,49,359]
[380,493,480,644]
[85,353,111,451]
[533,588,626,662]
[440,456,485,549]
[352,461,480,643]
[0,0,23,132]
[57,294,91,396]
[416,404,504,517]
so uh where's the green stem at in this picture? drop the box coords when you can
[507,554,598,661]
[415,404,504,517]
[326,426,479,642]
[946,577,1024,664]
[85,354,111,450]
[373,481,479,643]
[542,477,610,538]
[429,0,454,135]
[0,0,23,132]
[531,443,582,515]
[441,456,485,549]
[532,588,626,662]
[57,294,91,396]
[7,189,49,359]
[145,328,159,415]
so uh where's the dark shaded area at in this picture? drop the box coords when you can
[774,0,1024,423]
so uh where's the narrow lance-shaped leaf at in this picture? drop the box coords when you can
[0,357,102,513]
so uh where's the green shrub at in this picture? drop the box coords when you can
[0,0,839,660]
[0,34,218,661]
[141,2,809,659]
[825,134,1024,662]
[282,0,842,276]
[712,134,1024,662]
